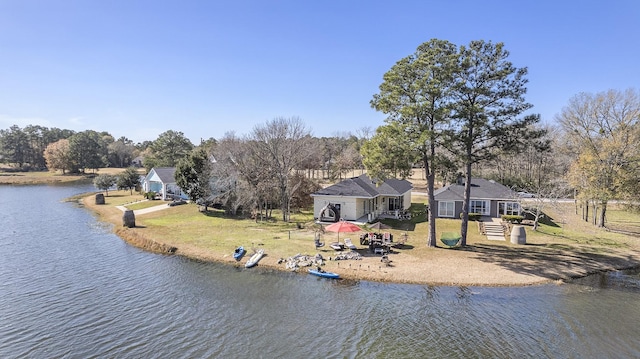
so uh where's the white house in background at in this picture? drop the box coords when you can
[311,174,413,223]
[141,167,186,200]
[433,178,520,219]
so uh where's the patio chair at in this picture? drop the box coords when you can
[383,232,392,243]
[330,242,344,251]
[344,238,357,250]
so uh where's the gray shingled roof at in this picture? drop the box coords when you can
[152,167,177,184]
[433,178,515,200]
[312,174,412,198]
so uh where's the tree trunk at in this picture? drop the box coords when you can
[598,201,607,227]
[425,159,437,247]
[460,162,473,246]
[584,200,589,222]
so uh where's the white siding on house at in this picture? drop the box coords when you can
[142,170,162,193]
[354,198,367,220]
[313,196,358,221]
[403,192,411,210]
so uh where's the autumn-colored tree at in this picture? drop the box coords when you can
[43,139,74,174]
[558,88,640,227]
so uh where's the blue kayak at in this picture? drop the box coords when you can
[308,269,340,279]
[233,246,245,261]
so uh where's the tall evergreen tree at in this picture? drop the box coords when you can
[175,147,212,205]
[145,130,193,170]
[0,125,28,167]
[370,39,459,247]
[446,40,542,246]
[68,130,108,173]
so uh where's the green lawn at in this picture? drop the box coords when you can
[605,205,640,234]
[126,200,167,211]
[88,190,640,265]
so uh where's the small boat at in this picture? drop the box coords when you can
[233,246,246,261]
[308,268,340,279]
[245,248,265,268]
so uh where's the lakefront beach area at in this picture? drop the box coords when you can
[3,169,639,286]
[80,189,640,287]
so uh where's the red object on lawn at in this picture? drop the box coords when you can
[325,220,361,243]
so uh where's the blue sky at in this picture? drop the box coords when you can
[1,0,638,143]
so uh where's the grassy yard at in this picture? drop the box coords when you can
[604,205,640,235]
[125,200,168,211]
[82,189,640,285]
[90,190,639,253]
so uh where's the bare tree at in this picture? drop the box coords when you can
[250,117,313,222]
[517,179,571,231]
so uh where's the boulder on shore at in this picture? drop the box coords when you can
[123,210,135,228]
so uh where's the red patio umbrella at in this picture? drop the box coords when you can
[325,220,361,243]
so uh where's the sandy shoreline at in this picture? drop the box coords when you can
[83,195,640,287]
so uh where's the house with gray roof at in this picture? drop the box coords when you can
[141,167,186,201]
[433,178,520,219]
[311,174,413,223]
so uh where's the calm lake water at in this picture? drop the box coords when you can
[0,184,639,358]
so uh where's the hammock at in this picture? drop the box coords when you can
[440,232,461,247]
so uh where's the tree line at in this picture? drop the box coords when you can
[0,125,139,173]
[0,125,367,180]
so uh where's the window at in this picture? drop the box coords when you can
[388,197,402,211]
[498,202,520,216]
[438,201,455,217]
[470,200,489,215]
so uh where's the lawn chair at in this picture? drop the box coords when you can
[344,238,357,250]
[329,242,344,251]
[383,232,392,243]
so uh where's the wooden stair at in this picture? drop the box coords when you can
[483,218,507,241]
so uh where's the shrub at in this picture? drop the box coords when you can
[144,191,156,200]
[460,212,481,221]
[501,215,524,223]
